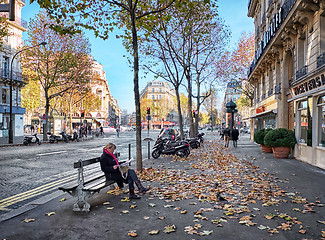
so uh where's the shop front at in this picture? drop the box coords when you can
[291,70,325,170]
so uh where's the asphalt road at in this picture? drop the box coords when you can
[0,130,160,213]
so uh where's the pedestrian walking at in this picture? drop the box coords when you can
[220,127,225,140]
[224,126,230,147]
[30,125,35,134]
[88,124,92,135]
[116,126,120,137]
[232,127,239,147]
[100,125,104,135]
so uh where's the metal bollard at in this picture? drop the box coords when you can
[148,141,150,159]
[128,143,131,160]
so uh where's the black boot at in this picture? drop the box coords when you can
[129,188,141,199]
[135,180,149,194]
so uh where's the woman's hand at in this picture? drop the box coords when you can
[113,165,118,170]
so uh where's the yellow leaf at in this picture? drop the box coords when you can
[45,212,55,216]
[299,230,306,234]
[321,231,325,238]
[107,207,114,210]
[130,204,137,209]
[128,230,137,237]
[121,197,130,202]
[163,225,176,233]
[23,218,35,223]
[103,202,110,205]
[59,198,66,202]
[143,216,150,220]
[149,230,159,235]
[122,210,129,214]
[180,210,187,214]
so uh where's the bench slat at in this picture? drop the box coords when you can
[74,157,100,168]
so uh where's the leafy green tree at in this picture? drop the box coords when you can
[32,0,177,170]
[0,12,10,49]
[21,11,93,140]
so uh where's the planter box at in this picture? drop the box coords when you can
[272,147,290,158]
[261,144,272,153]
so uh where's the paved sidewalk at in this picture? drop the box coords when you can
[0,132,324,240]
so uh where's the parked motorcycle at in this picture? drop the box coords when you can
[23,133,41,146]
[47,132,61,143]
[152,137,190,159]
[68,132,80,142]
[60,132,70,143]
[184,137,200,149]
[197,132,205,143]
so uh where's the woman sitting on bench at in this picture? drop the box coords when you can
[99,142,149,199]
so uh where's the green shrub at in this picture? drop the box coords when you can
[264,128,297,148]
[254,128,272,145]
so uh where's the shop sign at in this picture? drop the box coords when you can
[292,72,325,96]
[256,106,265,114]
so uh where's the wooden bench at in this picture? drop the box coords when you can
[59,154,130,212]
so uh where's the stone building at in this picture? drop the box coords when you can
[248,0,325,169]
[140,79,176,129]
[0,0,27,144]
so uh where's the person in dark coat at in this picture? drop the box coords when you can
[99,142,149,199]
[224,126,230,147]
[232,127,239,147]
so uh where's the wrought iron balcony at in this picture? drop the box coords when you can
[0,69,25,83]
[281,0,297,21]
[268,88,273,96]
[275,83,281,94]
[317,52,325,68]
[269,0,274,8]
[262,93,266,100]
[296,65,307,80]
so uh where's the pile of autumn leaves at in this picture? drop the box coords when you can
[136,140,325,238]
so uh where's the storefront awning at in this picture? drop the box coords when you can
[250,109,277,118]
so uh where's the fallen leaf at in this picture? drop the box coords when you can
[121,210,129,214]
[121,197,130,202]
[128,230,137,237]
[103,202,110,205]
[149,203,156,207]
[163,225,176,233]
[158,216,166,220]
[148,230,159,235]
[299,230,306,234]
[258,225,268,230]
[317,220,325,225]
[143,216,150,220]
[130,205,137,209]
[321,230,325,237]
[59,198,66,202]
[265,213,276,220]
[45,212,55,217]
[180,210,187,214]
[23,218,35,223]
[107,207,114,210]
[199,230,213,236]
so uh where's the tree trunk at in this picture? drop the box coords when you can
[43,96,49,141]
[175,87,184,139]
[131,10,143,171]
[186,72,194,137]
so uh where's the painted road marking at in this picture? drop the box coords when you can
[37,151,67,156]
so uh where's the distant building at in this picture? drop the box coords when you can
[0,0,27,144]
[221,80,242,127]
[140,79,176,129]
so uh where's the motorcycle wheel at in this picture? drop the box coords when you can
[185,149,190,157]
[152,149,161,159]
[64,138,69,143]
[23,140,28,146]
[176,150,186,158]
[76,138,80,142]
[49,139,54,143]
[37,140,42,145]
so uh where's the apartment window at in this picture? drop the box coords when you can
[152,95,155,100]
[318,95,325,147]
[152,88,155,92]
[160,88,162,92]
[159,95,162,99]
[320,12,325,53]
[298,98,312,145]
[2,56,9,78]
[2,88,8,104]
[297,31,307,74]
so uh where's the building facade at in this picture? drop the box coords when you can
[248,0,325,169]
[140,79,176,129]
[221,80,243,127]
[0,0,27,144]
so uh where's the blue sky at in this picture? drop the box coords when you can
[22,0,254,114]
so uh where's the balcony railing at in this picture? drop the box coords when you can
[269,0,274,8]
[281,0,297,21]
[268,88,273,96]
[0,69,24,82]
[317,52,325,68]
[262,93,266,100]
[296,65,307,80]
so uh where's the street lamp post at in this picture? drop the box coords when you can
[9,41,47,143]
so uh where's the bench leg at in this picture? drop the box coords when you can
[73,186,91,212]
